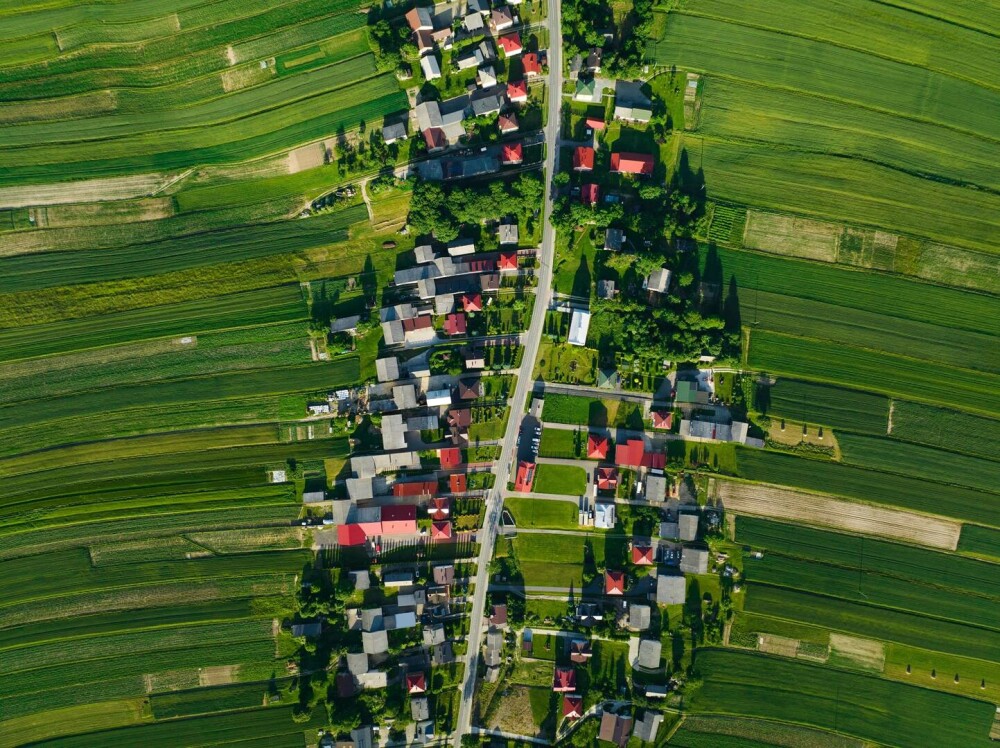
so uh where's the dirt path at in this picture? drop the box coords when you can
[887,399,895,435]
[360,177,374,223]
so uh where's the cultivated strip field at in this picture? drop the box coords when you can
[715,480,961,550]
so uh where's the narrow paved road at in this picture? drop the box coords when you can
[453,1,563,742]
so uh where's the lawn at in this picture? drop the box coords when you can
[537,428,584,459]
[504,498,579,530]
[532,465,588,496]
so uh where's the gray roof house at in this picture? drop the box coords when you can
[362,629,389,655]
[628,603,651,631]
[636,638,662,670]
[483,628,503,667]
[645,473,667,503]
[645,268,672,294]
[347,652,369,675]
[423,623,446,646]
[603,227,625,250]
[659,520,679,540]
[393,384,418,410]
[679,513,699,542]
[330,315,361,334]
[292,621,322,638]
[470,87,506,116]
[655,573,685,605]
[410,696,431,721]
[376,356,401,382]
[351,726,374,748]
[361,608,384,632]
[381,413,407,451]
[680,547,709,575]
[499,221,518,245]
[632,711,663,743]
[382,121,407,144]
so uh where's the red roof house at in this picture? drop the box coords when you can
[522,52,541,76]
[447,409,472,428]
[405,671,427,694]
[501,143,523,165]
[651,410,673,430]
[498,33,522,55]
[581,183,600,206]
[337,524,367,547]
[439,447,462,469]
[423,127,447,152]
[443,312,467,336]
[587,433,608,460]
[381,505,418,535]
[449,473,467,493]
[553,667,577,692]
[431,521,452,540]
[429,496,452,520]
[394,481,438,498]
[462,292,483,312]
[490,604,508,625]
[568,639,592,663]
[610,152,654,175]
[631,544,655,566]
[514,460,535,492]
[562,694,584,719]
[507,80,528,102]
[573,146,594,171]
[498,113,519,134]
[499,251,518,271]
[585,116,606,131]
[615,438,665,469]
[596,466,618,490]
[605,570,626,595]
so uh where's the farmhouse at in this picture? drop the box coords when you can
[596,466,618,490]
[553,666,577,692]
[507,80,528,103]
[615,439,665,469]
[522,53,542,77]
[611,152,654,175]
[572,146,595,171]
[605,569,626,595]
[405,6,434,31]
[497,33,522,56]
[563,694,584,720]
[680,547,709,574]
[587,432,609,459]
[656,573,685,605]
[382,121,407,144]
[631,543,655,565]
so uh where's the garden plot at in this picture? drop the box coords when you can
[714,480,961,550]
[828,634,885,672]
[743,211,840,263]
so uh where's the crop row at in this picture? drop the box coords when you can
[678,0,1000,91]
[150,680,286,719]
[743,584,1000,665]
[747,330,1000,419]
[689,648,994,747]
[743,289,999,374]
[735,448,996,526]
[0,83,405,185]
[760,378,888,434]
[0,205,367,293]
[744,553,999,631]
[735,517,1000,599]
[705,245,999,337]
[837,433,1000,495]
[889,401,1000,461]
[958,525,1000,560]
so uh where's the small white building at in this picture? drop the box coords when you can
[425,389,453,407]
[568,309,591,347]
[420,55,442,80]
[594,501,616,529]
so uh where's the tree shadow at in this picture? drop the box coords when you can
[571,255,592,299]
[360,254,378,307]
[588,400,608,429]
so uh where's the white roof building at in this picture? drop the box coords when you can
[426,389,452,407]
[568,309,591,347]
[420,54,442,80]
[594,501,616,529]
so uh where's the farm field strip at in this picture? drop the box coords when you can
[958,525,1000,560]
[747,330,1000,419]
[670,715,862,748]
[742,289,1000,373]
[715,479,961,549]
[706,245,1000,337]
[742,584,1000,665]
[836,433,1000,495]
[689,649,994,747]
[735,448,998,527]
[888,401,1000,460]
[735,517,1000,600]
[761,378,888,434]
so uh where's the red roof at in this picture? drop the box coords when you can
[553,667,577,692]
[403,315,433,331]
[514,461,535,492]
[499,251,518,271]
[431,521,452,540]
[498,113,519,133]
[507,80,528,101]
[447,408,472,427]
[605,570,626,595]
[581,183,600,206]
[429,497,451,520]
[587,433,608,460]
[585,117,606,131]
[394,481,437,498]
[498,33,522,54]
[501,143,523,164]
[523,52,541,76]
[449,473,467,493]
[381,504,418,535]
[631,544,654,565]
[596,466,618,490]
[573,146,594,170]
[439,447,462,469]
[562,694,583,719]
[651,410,673,430]
[405,672,427,693]
[461,292,483,312]
[337,524,367,547]
[490,604,507,625]
[614,439,665,469]
[443,312,467,336]
[423,127,446,151]
[569,639,592,662]
[610,152,654,175]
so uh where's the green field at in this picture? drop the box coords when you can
[889,401,1000,461]
[532,465,588,495]
[760,379,888,434]
[504,498,579,530]
[689,649,995,747]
